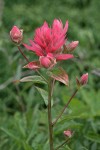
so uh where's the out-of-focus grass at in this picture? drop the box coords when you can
[0,0,100,149]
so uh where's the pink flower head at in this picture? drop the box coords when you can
[23,19,74,69]
[10,26,23,44]
[80,73,88,85]
[64,130,73,138]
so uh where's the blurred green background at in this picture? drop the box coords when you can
[0,0,100,149]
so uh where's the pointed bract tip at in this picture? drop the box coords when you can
[23,61,41,70]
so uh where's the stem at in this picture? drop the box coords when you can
[17,46,29,63]
[51,79,55,97]
[55,138,70,150]
[48,79,54,150]
[52,89,78,126]
[17,46,48,83]
[36,69,48,83]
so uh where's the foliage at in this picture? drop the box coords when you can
[0,0,100,149]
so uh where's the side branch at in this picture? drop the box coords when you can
[55,138,70,150]
[52,89,78,126]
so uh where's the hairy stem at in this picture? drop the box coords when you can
[52,89,78,126]
[48,79,54,150]
[17,46,29,63]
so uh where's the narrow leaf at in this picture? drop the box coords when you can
[22,141,33,150]
[35,86,53,106]
[20,75,47,84]
[0,127,20,142]
[85,133,100,143]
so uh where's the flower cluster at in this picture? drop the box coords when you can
[10,19,79,69]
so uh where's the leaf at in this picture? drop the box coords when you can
[35,86,53,106]
[85,133,100,143]
[81,147,89,150]
[0,127,20,142]
[20,75,47,84]
[47,67,69,86]
[80,89,100,116]
[58,99,90,124]
[22,141,33,150]
[65,145,72,150]
[15,64,22,80]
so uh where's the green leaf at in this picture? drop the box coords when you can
[65,145,72,150]
[20,75,47,84]
[0,127,20,142]
[58,99,90,124]
[85,133,100,143]
[47,67,69,86]
[35,86,53,106]
[22,141,33,150]
[15,64,22,80]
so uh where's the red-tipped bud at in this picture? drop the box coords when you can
[80,73,88,85]
[10,26,23,44]
[40,56,52,68]
[39,54,56,69]
[64,41,79,53]
[64,130,73,138]
[76,73,88,87]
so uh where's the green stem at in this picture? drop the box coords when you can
[55,139,69,150]
[52,89,78,126]
[48,79,54,150]
[51,79,55,96]
[36,69,48,83]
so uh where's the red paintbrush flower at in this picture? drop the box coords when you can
[23,19,74,69]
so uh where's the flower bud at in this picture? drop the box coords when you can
[64,130,72,138]
[80,73,88,85]
[39,54,56,69]
[64,41,79,53]
[76,73,88,87]
[10,26,23,44]
[40,56,52,68]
